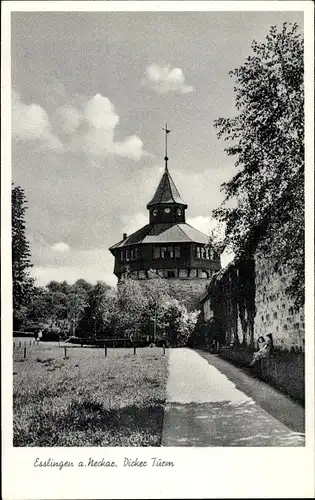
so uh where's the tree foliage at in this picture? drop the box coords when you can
[12,184,34,327]
[213,23,304,306]
[116,272,199,345]
[81,281,115,338]
[19,272,199,346]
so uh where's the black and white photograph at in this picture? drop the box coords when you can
[2,1,314,498]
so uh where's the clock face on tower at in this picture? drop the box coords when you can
[177,208,181,215]
[164,208,171,214]
[153,209,158,217]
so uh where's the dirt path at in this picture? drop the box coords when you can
[161,348,305,446]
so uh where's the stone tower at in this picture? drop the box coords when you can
[109,126,221,309]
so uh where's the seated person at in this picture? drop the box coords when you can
[257,336,266,350]
[250,333,273,366]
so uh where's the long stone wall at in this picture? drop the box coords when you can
[254,254,305,351]
[199,255,305,352]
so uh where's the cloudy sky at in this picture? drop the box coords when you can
[11,10,303,287]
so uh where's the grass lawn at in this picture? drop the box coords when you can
[13,342,169,447]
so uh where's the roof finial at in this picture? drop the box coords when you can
[162,123,171,171]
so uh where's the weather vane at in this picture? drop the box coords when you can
[162,123,171,170]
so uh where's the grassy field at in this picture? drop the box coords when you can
[13,342,169,447]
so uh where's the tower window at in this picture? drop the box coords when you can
[196,246,210,259]
[154,247,160,259]
[161,247,173,258]
[201,270,209,279]
[120,250,124,261]
[130,247,138,260]
[126,249,130,261]
[153,246,180,259]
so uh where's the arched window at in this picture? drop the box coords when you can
[200,270,209,279]
[167,270,176,278]
[130,247,138,260]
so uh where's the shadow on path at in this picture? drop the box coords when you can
[196,350,304,433]
[162,400,305,447]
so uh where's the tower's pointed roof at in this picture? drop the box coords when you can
[147,166,187,208]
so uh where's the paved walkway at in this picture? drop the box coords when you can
[161,348,305,446]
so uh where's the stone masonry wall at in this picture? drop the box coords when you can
[168,279,211,311]
[136,276,210,311]
[254,254,305,351]
[200,255,305,351]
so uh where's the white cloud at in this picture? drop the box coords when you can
[120,212,148,236]
[31,246,117,288]
[54,104,82,135]
[51,242,70,253]
[186,215,218,237]
[68,94,148,161]
[12,91,63,151]
[32,266,117,288]
[143,63,195,94]
[12,89,149,161]
[84,94,119,129]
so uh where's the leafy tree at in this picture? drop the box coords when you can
[27,287,68,326]
[117,277,148,338]
[66,291,86,335]
[158,298,200,346]
[140,270,171,340]
[46,280,71,295]
[72,279,93,295]
[213,23,304,307]
[78,281,115,338]
[12,184,34,329]
[117,272,199,345]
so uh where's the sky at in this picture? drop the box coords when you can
[11,9,303,288]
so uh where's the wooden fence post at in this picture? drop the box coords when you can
[105,345,107,357]
[19,341,21,347]
[133,344,136,355]
[13,342,15,348]
[24,347,27,359]
[163,343,165,355]
[64,346,67,359]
